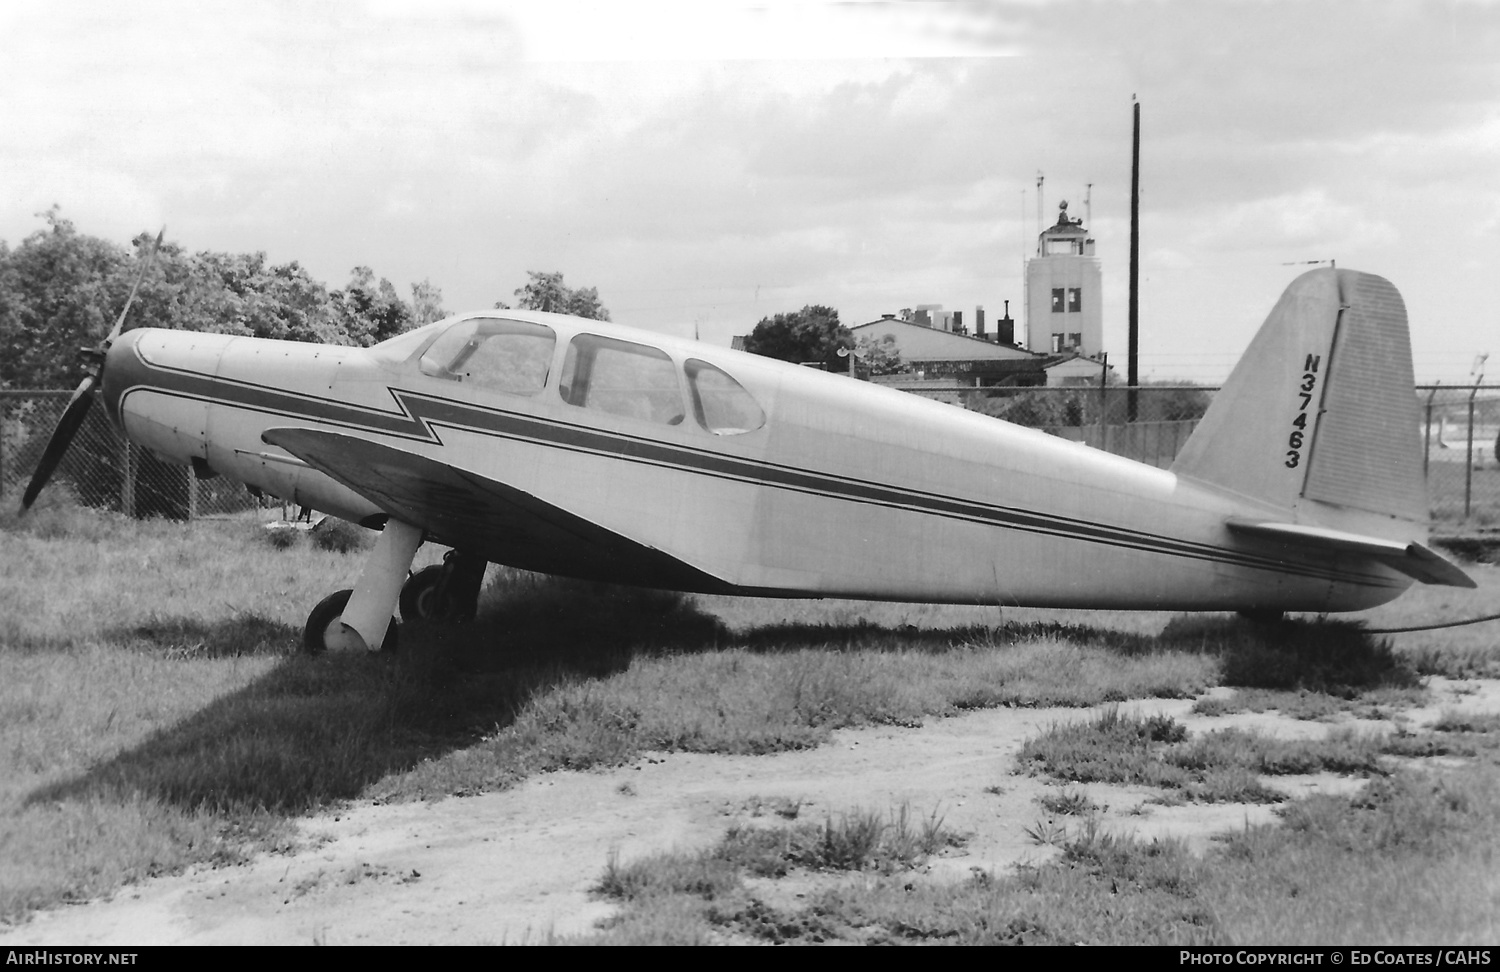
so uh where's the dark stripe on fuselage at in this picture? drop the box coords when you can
[117,347,1400,589]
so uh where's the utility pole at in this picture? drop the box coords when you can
[1128,98,1141,423]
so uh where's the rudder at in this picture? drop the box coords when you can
[1172,269,1427,541]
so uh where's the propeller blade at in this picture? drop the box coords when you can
[20,374,98,510]
[103,226,165,347]
[22,227,163,512]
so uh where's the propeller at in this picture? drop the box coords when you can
[20,228,164,512]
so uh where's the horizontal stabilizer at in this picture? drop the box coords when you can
[1226,519,1475,589]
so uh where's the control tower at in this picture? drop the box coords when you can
[1025,200,1102,356]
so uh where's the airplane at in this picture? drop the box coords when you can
[22,257,1474,654]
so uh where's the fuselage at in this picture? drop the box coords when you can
[101,313,1412,613]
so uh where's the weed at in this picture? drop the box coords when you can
[1430,709,1500,734]
[1378,730,1479,760]
[740,795,802,819]
[255,524,304,551]
[596,848,739,902]
[719,803,961,876]
[1038,788,1101,816]
[1023,817,1070,847]
[309,517,371,554]
[1020,710,1388,803]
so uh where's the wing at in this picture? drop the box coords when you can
[262,427,738,593]
[1225,519,1475,588]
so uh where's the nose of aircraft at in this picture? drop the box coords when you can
[100,327,151,427]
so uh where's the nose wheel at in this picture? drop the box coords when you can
[301,518,423,654]
[399,550,487,623]
[303,589,399,653]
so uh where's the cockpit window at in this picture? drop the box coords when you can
[685,359,765,435]
[368,321,447,363]
[559,334,685,426]
[419,318,556,396]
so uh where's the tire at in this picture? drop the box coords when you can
[399,565,449,622]
[303,589,398,654]
[399,561,482,622]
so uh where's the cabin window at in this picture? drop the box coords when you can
[419,318,556,395]
[686,359,765,435]
[559,333,685,425]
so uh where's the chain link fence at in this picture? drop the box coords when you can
[4,385,1498,526]
[883,382,1500,527]
[1,391,271,519]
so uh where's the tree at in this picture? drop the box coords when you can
[0,208,130,389]
[171,251,340,344]
[503,271,610,321]
[331,266,414,345]
[856,334,909,378]
[742,305,851,372]
[0,209,441,387]
[410,279,447,327]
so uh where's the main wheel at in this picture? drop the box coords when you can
[303,589,399,654]
[399,565,451,622]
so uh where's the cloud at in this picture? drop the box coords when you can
[4,2,1500,378]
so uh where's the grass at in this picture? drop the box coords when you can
[585,803,964,944]
[1017,707,1394,803]
[573,764,1500,945]
[2,500,1499,939]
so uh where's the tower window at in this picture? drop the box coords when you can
[1051,333,1064,353]
[1067,288,1082,312]
[1068,332,1082,350]
[1051,289,1065,313]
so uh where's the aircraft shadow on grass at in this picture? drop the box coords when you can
[28,583,1416,817]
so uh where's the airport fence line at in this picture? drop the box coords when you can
[0,390,275,520]
[890,383,1500,527]
[3,385,1498,526]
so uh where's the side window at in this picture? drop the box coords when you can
[686,359,765,435]
[419,319,555,396]
[559,334,685,425]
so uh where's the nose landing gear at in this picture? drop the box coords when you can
[302,518,424,654]
[304,589,399,653]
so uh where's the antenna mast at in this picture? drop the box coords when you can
[1036,171,1044,255]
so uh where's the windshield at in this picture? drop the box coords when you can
[368,320,450,363]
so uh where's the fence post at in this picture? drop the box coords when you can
[1423,386,1438,479]
[1466,386,1478,520]
[121,440,135,518]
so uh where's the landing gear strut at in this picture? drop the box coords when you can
[302,518,424,654]
[400,549,487,623]
[304,589,399,653]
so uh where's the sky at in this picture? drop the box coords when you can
[2,0,1498,382]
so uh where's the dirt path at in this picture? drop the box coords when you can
[4,680,1496,945]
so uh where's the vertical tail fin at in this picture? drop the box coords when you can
[1172,269,1427,541]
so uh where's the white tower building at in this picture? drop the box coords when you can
[1025,200,1102,357]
